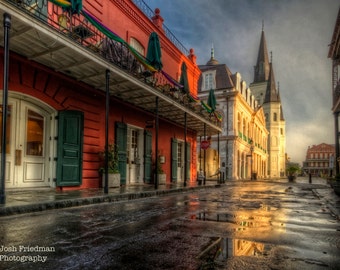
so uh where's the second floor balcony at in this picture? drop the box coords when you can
[0,0,221,136]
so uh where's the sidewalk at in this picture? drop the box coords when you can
[0,178,339,218]
[0,182,220,216]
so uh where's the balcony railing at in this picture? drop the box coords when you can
[4,0,221,126]
[131,0,189,56]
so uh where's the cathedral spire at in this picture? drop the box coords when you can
[264,62,279,103]
[253,29,270,83]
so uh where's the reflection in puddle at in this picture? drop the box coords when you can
[194,211,272,228]
[199,237,271,268]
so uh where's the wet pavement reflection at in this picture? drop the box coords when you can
[0,177,339,269]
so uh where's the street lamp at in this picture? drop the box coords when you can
[250,140,254,180]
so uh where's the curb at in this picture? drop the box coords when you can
[0,184,221,216]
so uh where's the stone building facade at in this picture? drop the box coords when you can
[197,50,268,180]
[250,30,286,178]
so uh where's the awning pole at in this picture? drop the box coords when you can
[155,96,159,189]
[218,132,220,184]
[184,112,187,187]
[203,124,206,185]
[0,13,11,204]
[104,69,110,194]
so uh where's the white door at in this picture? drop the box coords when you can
[177,142,184,181]
[126,127,143,184]
[1,98,52,188]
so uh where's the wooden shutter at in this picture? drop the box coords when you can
[186,142,191,181]
[171,138,178,181]
[56,110,84,186]
[144,130,152,183]
[115,122,127,185]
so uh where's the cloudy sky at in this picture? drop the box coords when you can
[145,0,339,164]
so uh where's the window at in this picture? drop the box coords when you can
[26,109,44,156]
[131,129,138,160]
[273,113,277,121]
[203,71,216,90]
[177,143,182,168]
[130,37,144,56]
[204,73,213,90]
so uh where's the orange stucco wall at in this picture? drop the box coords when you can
[84,0,201,94]
[0,50,197,188]
[0,0,201,189]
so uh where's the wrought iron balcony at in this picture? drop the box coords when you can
[0,0,222,135]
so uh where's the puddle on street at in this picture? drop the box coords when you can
[198,237,271,268]
[192,211,272,228]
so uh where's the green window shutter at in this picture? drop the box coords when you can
[186,142,191,181]
[171,138,178,181]
[115,122,127,185]
[56,110,84,186]
[144,130,152,184]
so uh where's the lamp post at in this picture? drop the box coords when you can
[250,140,254,180]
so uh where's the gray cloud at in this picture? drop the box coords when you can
[145,0,339,163]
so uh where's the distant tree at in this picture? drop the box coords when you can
[286,162,300,181]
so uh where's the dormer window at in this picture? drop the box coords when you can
[203,71,216,90]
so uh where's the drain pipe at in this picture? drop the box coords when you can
[0,13,11,204]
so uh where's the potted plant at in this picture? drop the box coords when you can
[286,163,300,182]
[99,144,120,188]
[156,156,166,184]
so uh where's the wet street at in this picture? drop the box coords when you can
[0,178,339,270]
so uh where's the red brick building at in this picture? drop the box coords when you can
[0,0,220,192]
[302,143,335,177]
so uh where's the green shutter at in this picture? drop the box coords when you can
[56,110,84,186]
[171,138,178,181]
[115,122,127,185]
[186,142,191,181]
[144,130,152,183]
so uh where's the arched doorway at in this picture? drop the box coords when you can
[1,94,56,188]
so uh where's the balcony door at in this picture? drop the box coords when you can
[1,97,54,188]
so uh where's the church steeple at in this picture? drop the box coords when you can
[253,29,270,83]
[264,62,279,103]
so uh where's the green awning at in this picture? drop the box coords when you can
[207,89,216,112]
[146,32,162,71]
[179,62,189,94]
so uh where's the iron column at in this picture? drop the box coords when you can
[0,13,11,204]
[104,69,110,194]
